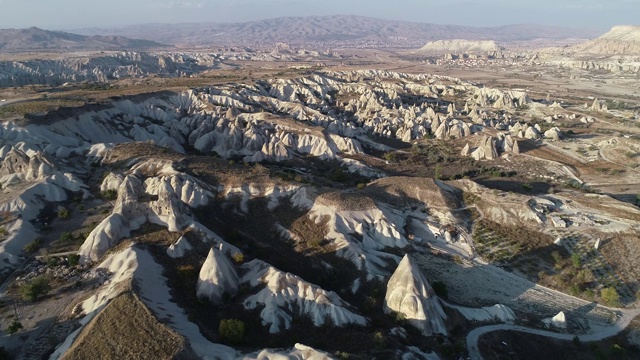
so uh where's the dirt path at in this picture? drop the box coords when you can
[467,306,640,360]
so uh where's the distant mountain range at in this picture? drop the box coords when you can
[70,15,604,48]
[0,27,171,51]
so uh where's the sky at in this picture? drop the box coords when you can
[0,0,637,30]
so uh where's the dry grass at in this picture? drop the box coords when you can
[600,233,640,293]
[316,191,376,211]
[0,98,85,119]
[63,291,192,360]
[365,176,461,209]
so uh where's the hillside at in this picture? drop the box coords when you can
[0,27,170,51]
[568,25,640,55]
[72,15,603,47]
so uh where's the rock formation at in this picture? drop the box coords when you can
[384,255,447,336]
[196,246,240,304]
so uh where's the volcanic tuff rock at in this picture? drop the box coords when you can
[240,259,367,333]
[0,52,222,87]
[384,255,447,336]
[418,39,502,54]
[569,25,640,55]
[196,245,239,305]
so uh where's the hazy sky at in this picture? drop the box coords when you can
[0,0,637,30]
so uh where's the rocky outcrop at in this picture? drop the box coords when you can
[544,127,564,141]
[418,40,501,54]
[196,246,239,305]
[470,136,498,160]
[241,259,366,333]
[384,255,447,336]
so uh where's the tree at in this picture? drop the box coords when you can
[20,276,51,301]
[219,319,245,345]
[6,319,22,334]
[435,164,442,180]
[23,239,41,253]
[601,287,620,307]
[57,207,70,219]
[67,254,80,267]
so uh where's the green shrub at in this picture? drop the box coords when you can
[6,319,22,334]
[219,319,245,345]
[601,287,620,307]
[20,276,51,301]
[59,232,73,242]
[23,239,42,253]
[231,252,244,264]
[47,257,60,268]
[571,253,581,268]
[57,207,70,219]
[68,254,80,267]
[373,331,387,349]
[101,189,118,200]
[383,152,399,163]
[329,168,348,182]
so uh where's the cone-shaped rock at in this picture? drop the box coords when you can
[384,254,447,336]
[196,245,239,304]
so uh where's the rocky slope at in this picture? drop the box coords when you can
[569,25,640,55]
[539,25,640,73]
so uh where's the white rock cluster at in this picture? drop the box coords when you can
[384,255,447,336]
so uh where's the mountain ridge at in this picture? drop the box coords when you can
[68,15,604,47]
[0,26,171,51]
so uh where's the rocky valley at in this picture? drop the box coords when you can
[0,13,639,360]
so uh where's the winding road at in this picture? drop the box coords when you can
[467,304,640,360]
[427,203,640,359]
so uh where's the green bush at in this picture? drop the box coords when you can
[101,189,118,200]
[68,254,80,267]
[20,276,51,301]
[6,319,22,334]
[57,207,70,219]
[329,168,349,182]
[601,287,620,307]
[373,331,387,349]
[231,252,244,264]
[47,257,60,268]
[59,232,73,243]
[383,152,399,163]
[218,319,245,345]
[23,239,42,253]
[571,253,581,268]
